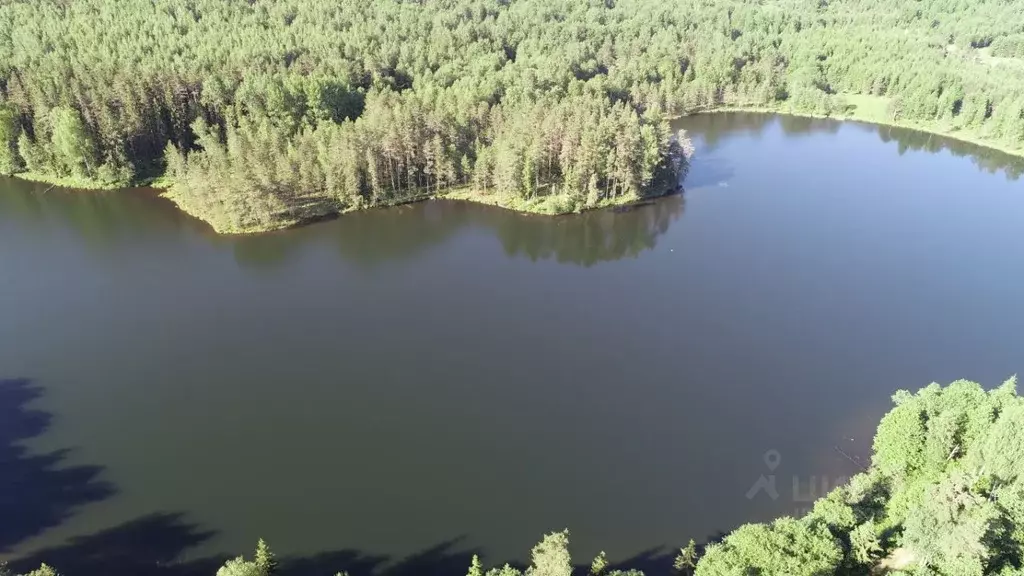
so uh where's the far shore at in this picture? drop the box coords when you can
[681,94,1024,159]
[8,100,1023,235]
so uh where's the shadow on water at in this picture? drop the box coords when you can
[10,528,734,576]
[599,529,730,576]
[0,379,115,554]
[491,195,685,267]
[776,115,841,138]
[0,377,487,576]
[680,112,774,152]
[278,539,481,576]
[0,379,724,576]
[17,530,485,576]
[0,374,728,576]
[10,514,224,576]
[0,175,686,271]
[276,534,727,576]
[0,377,220,576]
[874,123,1024,180]
[681,156,735,190]
[227,200,477,270]
[229,194,686,271]
[13,523,487,576]
[679,112,1024,182]
[0,179,187,245]
[282,528,734,576]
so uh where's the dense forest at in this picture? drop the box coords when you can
[7,379,1024,576]
[2,0,1024,232]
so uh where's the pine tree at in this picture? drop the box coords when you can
[674,540,698,575]
[0,105,23,175]
[590,551,609,576]
[254,539,278,575]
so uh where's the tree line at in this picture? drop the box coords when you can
[161,90,682,232]
[1,0,1023,231]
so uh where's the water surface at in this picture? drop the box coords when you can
[2,113,1023,573]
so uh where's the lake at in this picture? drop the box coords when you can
[2,113,1023,575]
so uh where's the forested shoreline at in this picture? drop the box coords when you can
[7,379,1024,576]
[2,0,1024,233]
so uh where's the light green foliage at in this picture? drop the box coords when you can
[484,565,523,576]
[873,388,929,485]
[991,376,1019,410]
[23,566,57,576]
[901,473,1002,576]
[968,403,1024,484]
[216,541,277,576]
[216,557,268,576]
[164,118,297,233]
[806,486,858,532]
[591,551,608,576]
[471,531,574,576]
[844,471,888,522]
[526,530,572,576]
[694,517,843,576]
[254,539,277,575]
[920,380,995,471]
[467,555,483,576]
[48,107,98,178]
[991,36,1024,59]
[994,482,1024,550]
[673,540,698,575]
[873,380,1003,525]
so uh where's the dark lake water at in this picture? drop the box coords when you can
[2,113,1023,574]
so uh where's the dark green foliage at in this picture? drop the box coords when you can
[0,104,23,174]
[1,0,1020,230]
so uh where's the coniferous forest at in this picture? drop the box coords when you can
[1,0,1023,233]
